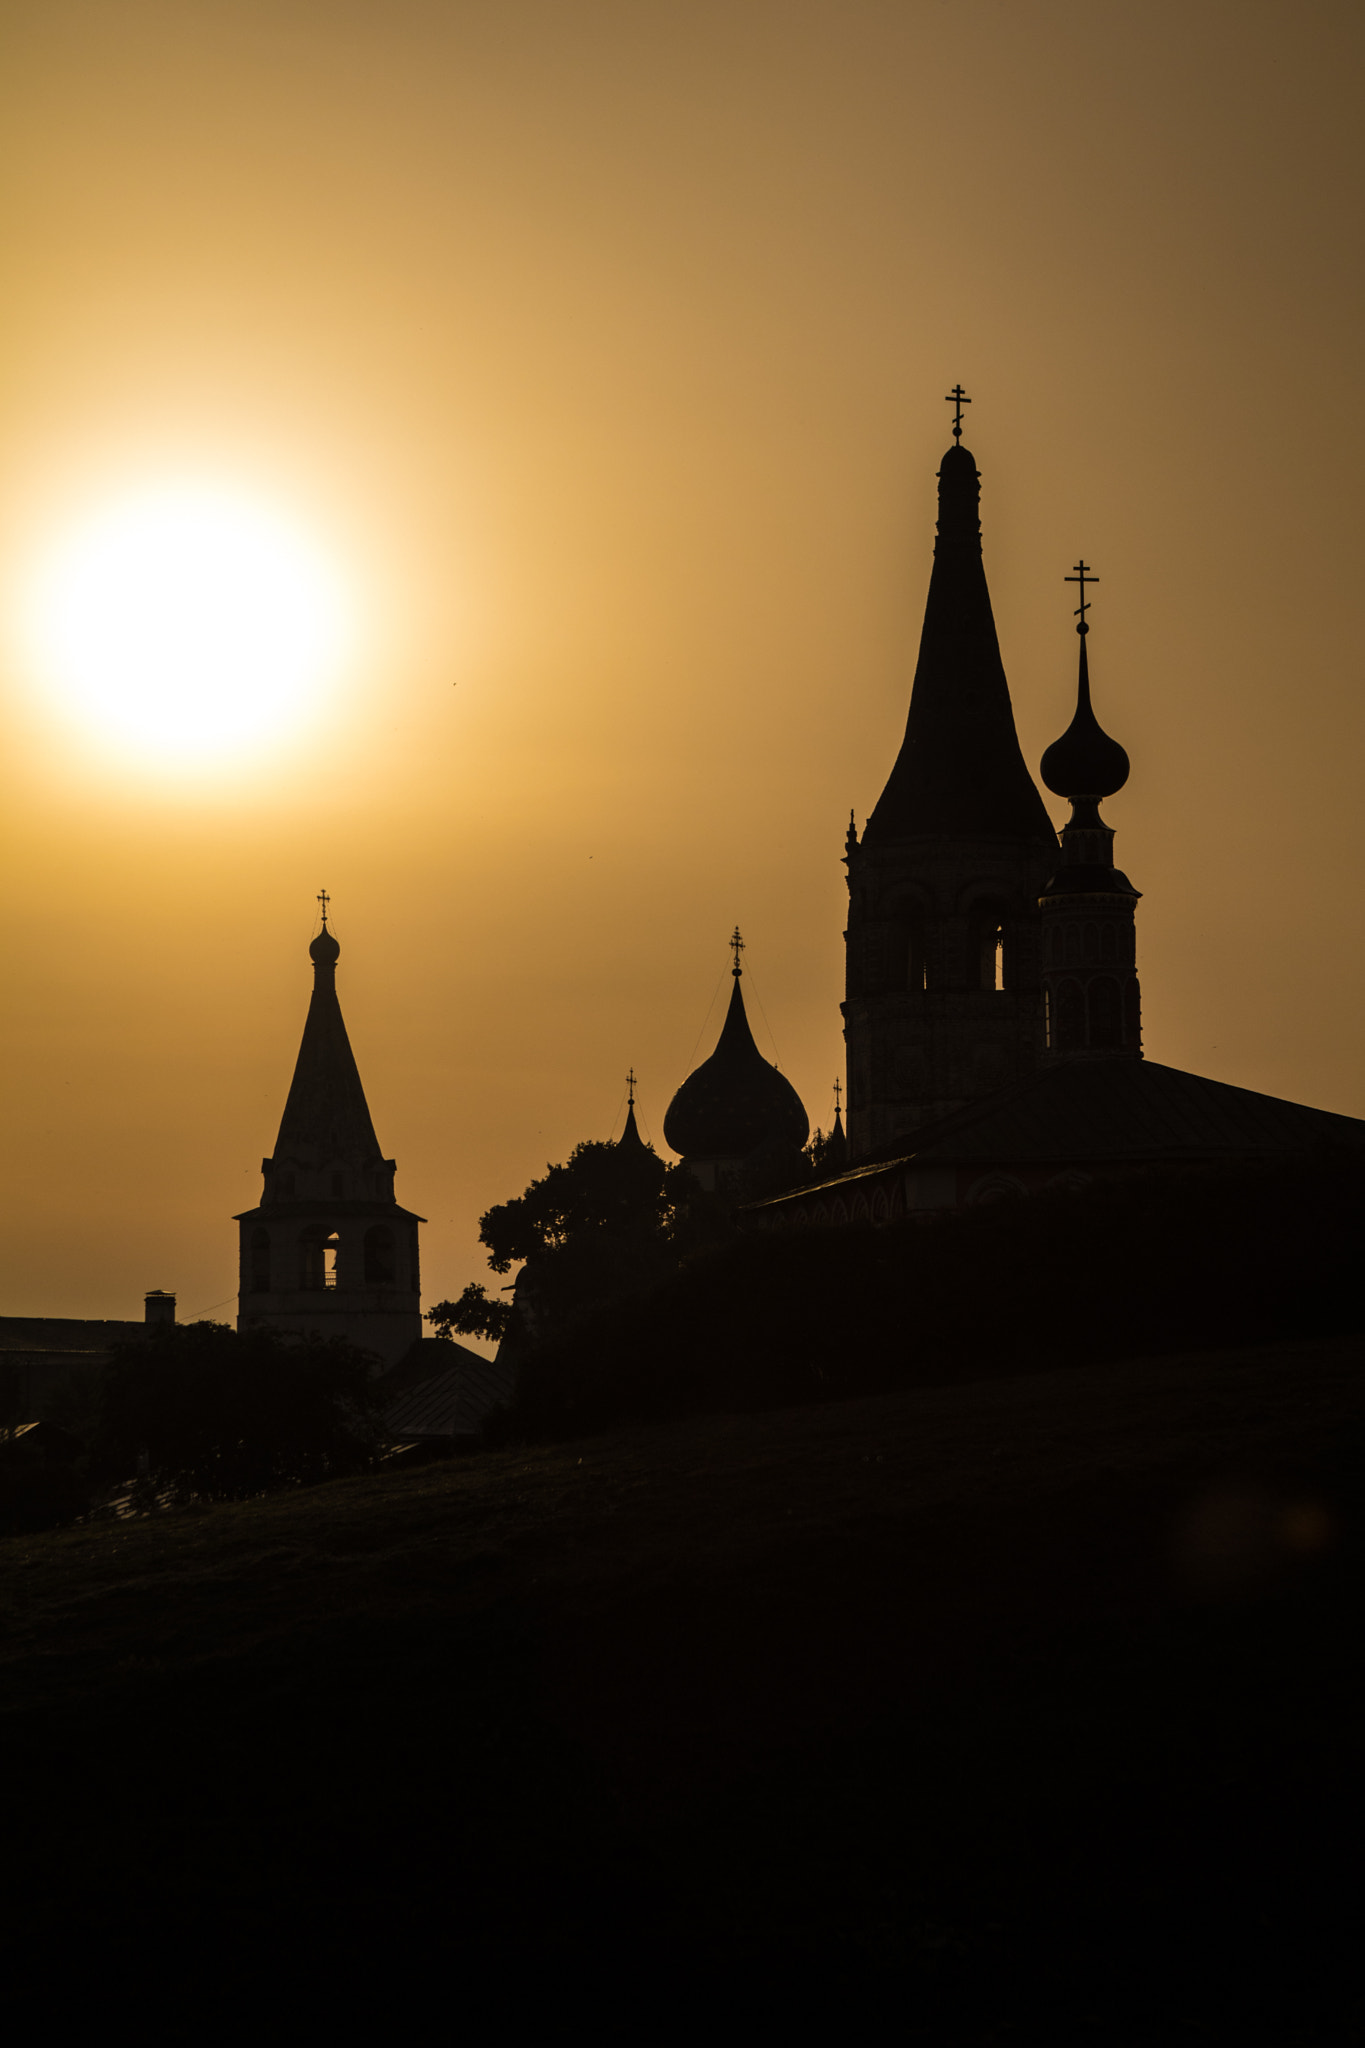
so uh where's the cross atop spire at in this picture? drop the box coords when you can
[730,926,745,978]
[833,1077,842,1114]
[626,1066,637,1107]
[317,888,331,926]
[945,384,971,442]
[1065,560,1099,635]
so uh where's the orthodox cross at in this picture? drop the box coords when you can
[945,384,971,442]
[833,1078,843,1115]
[730,926,745,977]
[1065,560,1099,629]
[317,888,331,926]
[626,1067,637,1108]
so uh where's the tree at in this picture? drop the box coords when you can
[97,1321,387,1499]
[427,1138,724,1349]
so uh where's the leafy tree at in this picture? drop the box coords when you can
[96,1321,387,1500]
[427,1138,725,1348]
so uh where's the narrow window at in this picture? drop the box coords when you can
[323,1235,340,1289]
[1088,976,1122,1049]
[249,1229,271,1294]
[364,1226,396,1286]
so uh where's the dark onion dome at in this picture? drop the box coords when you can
[309,924,341,965]
[664,975,809,1161]
[1041,628,1130,801]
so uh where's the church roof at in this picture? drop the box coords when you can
[865,442,1057,847]
[270,925,386,1172]
[753,1059,1365,1212]
[664,970,809,1162]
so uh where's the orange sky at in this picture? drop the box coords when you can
[3,0,1363,1323]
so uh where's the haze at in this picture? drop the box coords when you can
[2,0,1362,1322]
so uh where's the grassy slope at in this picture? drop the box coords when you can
[2,1331,1363,2034]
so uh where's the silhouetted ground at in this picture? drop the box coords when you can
[1,1330,1362,2038]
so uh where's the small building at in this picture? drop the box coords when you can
[235,915,423,1368]
[0,1291,176,1425]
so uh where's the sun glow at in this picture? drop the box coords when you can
[24,485,353,767]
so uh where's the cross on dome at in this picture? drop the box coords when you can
[730,927,745,978]
[317,888,331,926]
[944,384,971,441]
[1065,560,1099,633]
[626,1067,637,1107]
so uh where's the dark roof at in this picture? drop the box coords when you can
[384,1340,516,1439]
[663,976,809,1161]
[754,1059,1365,1208]
[270,932,385,1172]
[865,444,1057,847]
[0,1317,143,1353]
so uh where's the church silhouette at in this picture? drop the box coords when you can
[229,393,1365,1364]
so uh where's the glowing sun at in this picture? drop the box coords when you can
[26,484,351,765]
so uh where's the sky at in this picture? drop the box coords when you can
[2,0,1363,1324]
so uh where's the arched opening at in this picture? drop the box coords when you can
[971,905,1008,991]
[1056,978,1085,1052]
[299,1227,341,1291]
[1088,975,1122,1049]
[364,1225,396,1286]
[248,1229,271,1294]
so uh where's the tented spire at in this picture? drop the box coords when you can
[269,923,386,1177]
[865,439,1056,845]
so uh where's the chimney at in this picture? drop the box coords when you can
[144,1290,176,1329]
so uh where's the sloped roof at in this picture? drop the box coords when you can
[384,1341,517,1440]
[753,1059,1365,1211]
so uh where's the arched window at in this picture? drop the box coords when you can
[1083,922,1100,963]
[972,906,1008,990]
[1123,976,1142,1049]
[1064,923,1081,965]
[1100,924,1118,963]
[299,1227,340,1291]
[1088,975,1122,1049]
[249,1229,271,1294]
[364,1225,396,1286]
[1056,978,1085,1052]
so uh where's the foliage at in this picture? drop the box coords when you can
[96,1320,387,1499]
[0,1439,91,1537]
[429,1138,729,1351]
[427,1283,513,1345]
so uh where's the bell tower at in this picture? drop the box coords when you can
[234,900,424,1367]
[842,394,1059,1158]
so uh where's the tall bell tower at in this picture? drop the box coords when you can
[235,899,423,1367]
[842,393,1059,1158]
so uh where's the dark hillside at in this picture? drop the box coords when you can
[1,1330,1362,2034]
[505,1154,1364,1438]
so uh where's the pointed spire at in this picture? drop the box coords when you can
[268,909,387,1185]
[865,406,1056,846]
[827,1078,849,1170]
[617,1067,649,1154]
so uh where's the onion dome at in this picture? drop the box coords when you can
[309,925,341,966]
[1041,622,1130,802]
[664,937,809,1163]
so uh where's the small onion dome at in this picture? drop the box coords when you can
[1040,631,1130,801]
[309,926,341,965]
[664,976,809,1161]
